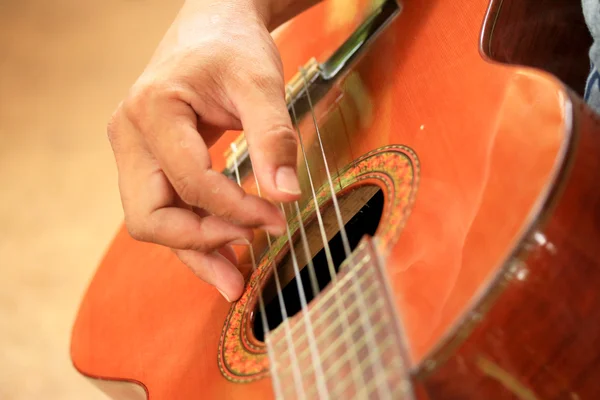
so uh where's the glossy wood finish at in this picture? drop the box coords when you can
[414,2,600,397]
[484,0,592,96]
[69,0,593,398]
[419,90,600,400]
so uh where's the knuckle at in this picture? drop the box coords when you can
[175,219,220,253]
[122,83,155,130]
[246,70,282,94]
[171,174,199,206]
[219,207,235,222]
[267,123,297,142]
[263,124,298,153]
[124,216,149,242]
[183,239,212,253]
[106,109,122,146]
[122,80,186,131]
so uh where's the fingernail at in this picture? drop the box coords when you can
[228,238,251,246]
[275,166,301,195]
[217,288,231,302]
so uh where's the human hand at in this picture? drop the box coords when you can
[107,0,310,302]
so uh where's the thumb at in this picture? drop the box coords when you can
[233,73,301,203]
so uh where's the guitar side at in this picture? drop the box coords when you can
[419,90,600,399]
[418,1,600,397]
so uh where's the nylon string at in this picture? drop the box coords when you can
[231,142,296,399]
[287,87,366,392]
[299,67,392,400]
[228,68,394,397]
[279,203,329,399]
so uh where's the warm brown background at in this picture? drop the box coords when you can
[0,1,182,398]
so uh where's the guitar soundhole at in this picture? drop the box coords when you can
[252,185,385,342]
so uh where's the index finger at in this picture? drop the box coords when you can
[137,97,286,234]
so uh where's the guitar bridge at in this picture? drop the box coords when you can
[222,0,402,182]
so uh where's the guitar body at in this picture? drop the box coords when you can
[70,0,600,398]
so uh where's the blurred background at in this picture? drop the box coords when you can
[0,1,182,398]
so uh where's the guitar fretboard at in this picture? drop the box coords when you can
[266,239,415,400]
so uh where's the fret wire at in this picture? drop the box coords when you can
[334,355,405,400]
[310,298,385,366]
[335,355,404,400]
[319,320,391,383]
[275,277,380,361]
[277,298,386,385]
[391,378,414,399]
[327,336,396,398]
[337,253,389,399]
[270,254,372,354]
[276,288,383,367]
[355,357,405,400]
[294,321,393,398]
[285,254,371,337]
[280,315,388,398]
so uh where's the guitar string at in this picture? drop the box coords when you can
[274,252,374,350]
[270,246,406,399]
[230,142,300,399]
[287,87,365,392]
[299,66,392,400]
[328,336,397,398]
[232,74,394,397]
[274,257,376,398]
[276,270,380,364]
[277,253,398,398]
[284,315,390,399]
[291,201,319,298]
[280,295,385,389]
[279,203,329,400]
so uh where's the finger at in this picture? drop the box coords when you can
[137,100,286,235]
[111,117,257,252]
[145,207,255,252]
[218,244,238,265]
[174,248,245,302]
[231,70,301,203]
[119,161,256,252]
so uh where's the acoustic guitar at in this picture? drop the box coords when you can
[70,0,600,398]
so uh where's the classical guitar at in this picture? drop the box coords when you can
[70,0,600,398]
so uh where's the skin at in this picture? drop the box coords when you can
[107,0,321,302]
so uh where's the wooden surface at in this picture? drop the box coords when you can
[0,1,183,399]
[414,3,600,395]
[69,0,582,398]
[485,0,592,96]
[420,91,600,399]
